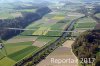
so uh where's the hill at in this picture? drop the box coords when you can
[72,30,100,66]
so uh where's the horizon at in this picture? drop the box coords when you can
[0,0,100,3]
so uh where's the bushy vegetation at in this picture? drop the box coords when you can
[72,30,100,66]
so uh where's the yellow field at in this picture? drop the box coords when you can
[0,57,15,66]
[52,16,65,20]
[44,18,49,21]
[32,27,51,35]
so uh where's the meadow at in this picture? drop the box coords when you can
[72,17,97,37]
[95,13,100,18]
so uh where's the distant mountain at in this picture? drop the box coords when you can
[67,0,82,3]
[0,0,99,4]
[0,0,34,3]
[0,0,66,3]
[66,0,100,3]
[83,0,100,3]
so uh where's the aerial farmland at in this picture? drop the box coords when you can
[0,0,100,66]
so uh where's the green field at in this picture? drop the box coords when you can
[0,57,16,66]
[36,36,58,42]
[0,12,14,19]
[75,17,97,29]
[77,17,96,23]
[8,46,38,61]
[5,42,34,55]
[75,22,96,28]
[95,13,100,18]
[0,41,39,65]
[73,17,97,37]
[17,9,36,13]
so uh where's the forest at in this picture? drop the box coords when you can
[0,7,51,40]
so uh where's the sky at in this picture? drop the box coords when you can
[0,0,99,3]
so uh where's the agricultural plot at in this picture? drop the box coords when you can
[32,36,58,47]
[21,27,39,35]
[0,3,36,19]
[8,46,38,61]
[33,27,51,35]
[0,52,5,59]
[0,41,39,65]
[0,12,14,19]
[37,40,77,66]
[75,17,96,29]
[5,42,34,54]
[0,57,16,66]
[5,35,38,44]
[21,17,53,35]
[66,12,85,20]
[75,22,96,28]
[95,13,100,18]
[45,20,70,36]
[0,12,22,19]
[0,3,72,65]
[72,17,97,37]
[52,16,65,20]
[16,9,36,13]
[21,13,67,36]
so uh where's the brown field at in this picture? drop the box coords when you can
[37,40,78,66]
[32,41,48,47]
[11,12,22,17]
[5,36,37,43]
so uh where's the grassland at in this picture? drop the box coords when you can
[8,46,38,61]
[75,17,97,28]
[72,17,97,37]
[0,12,14,19]
[16,9,36,13]
[0,3,36,19]
[75,22,96,28]
[0,57,16,66]
[5,41,34,55]
[52,16,65,20]
[95,13,100,18]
